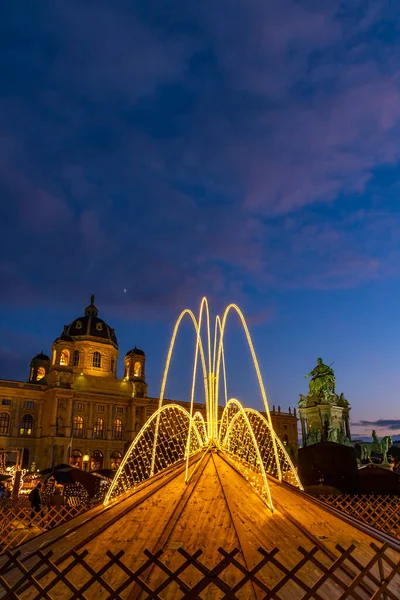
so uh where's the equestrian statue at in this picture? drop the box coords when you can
[360,430,393,464]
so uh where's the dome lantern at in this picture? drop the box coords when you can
[29,352,50,384]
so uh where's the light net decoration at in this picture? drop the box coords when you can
[105,404,204,503]
[106,298,302,511]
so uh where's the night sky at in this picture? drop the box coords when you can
[1,1,400,440]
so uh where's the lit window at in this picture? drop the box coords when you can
[72,350,80,366]
[96,322,103,331]
[20,414,33,436]
[75,321,82,330]
[110,450,122,470]
[93,418,104,439]
[25,401,35,409]
[90,450,103,471]
[97,405,105,413]
[0,413,10,435]
[133,361,141,377]
[92,351,101,368]
[72,415,84,437]
[60,349,70,366]
[116,407,123,414]
[70,449,82,469]
[76,402,84,411]
[36,366,46,381]
[2,399,11,406]
[113,419,123,439]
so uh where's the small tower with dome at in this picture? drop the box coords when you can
[124,347,147,397]
[48,295,119,384]
[29,352,50,384]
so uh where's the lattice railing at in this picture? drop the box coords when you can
[0,540,399,598]
[317,494,400,540]
[0,501,87,553]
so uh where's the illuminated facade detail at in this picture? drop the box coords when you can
[110,450,122,470]
[133,362,141,377]
[19,414,33,436]
[70,449,82,469]
[72,350,80,366]
[113,419,123,439]
[105,299,302,511]
[93,417,104,439]
[90,449,103,471]
[60,349,70,366]
[92,351,101,368]
[73,415,84,437]
[36,366,45,380]
[0,413,10,435]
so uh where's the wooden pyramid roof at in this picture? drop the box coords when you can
[3,449,400,598]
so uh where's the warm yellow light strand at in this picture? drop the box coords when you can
[215,304,282,480]
[150,308,209,476]
[185,298,211,481]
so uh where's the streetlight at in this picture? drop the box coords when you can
[83,454,89,471]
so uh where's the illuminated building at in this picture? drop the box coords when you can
[0,296,298,471]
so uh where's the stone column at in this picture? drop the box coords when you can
[50,396,58,437]
[87,402,94,439]
[12,398,22,437]
[107,404,114,440]
[65,398,73,438]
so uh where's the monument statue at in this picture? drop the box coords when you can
[305,357,335,397]
[361,430,393,464]
[298,358,351,447]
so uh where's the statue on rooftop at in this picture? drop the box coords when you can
[305,358,335,396]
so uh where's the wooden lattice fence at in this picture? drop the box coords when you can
[0,541,399,599]
[317,495,400,540]
[0,500,87,553]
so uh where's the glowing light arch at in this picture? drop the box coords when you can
[105,298,303,510]
[105,404,204,504]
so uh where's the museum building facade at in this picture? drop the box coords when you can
[0,297,298,470]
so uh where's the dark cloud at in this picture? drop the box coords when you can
[1,0,400,317]
[351,420,400,432]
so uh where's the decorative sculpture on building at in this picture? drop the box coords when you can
[361,430,393,464]
[298,358,351,447]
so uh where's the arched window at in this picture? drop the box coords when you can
[110,450,122,470]
[93,417,104,439]
[92,351,101,368]
[72,415,84,437]
[113,419,123,439]
[110,359,115,373]
[36,366,46,381]
[133,361,141,377]
[60,349,70,366]
[0,413,10,435]
[90,450,103,471]
[70,449,82,469]
[72,350,80,367]
[19,414,33,436]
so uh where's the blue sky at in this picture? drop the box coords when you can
[1,1,400,439]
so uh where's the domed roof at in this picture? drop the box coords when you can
[125,346,145,357]
[60,295,118,348]
[54,334,74,343]
[30,352,50,365]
